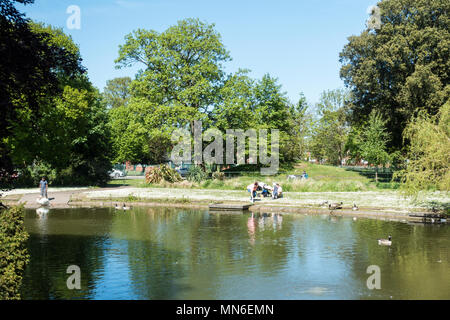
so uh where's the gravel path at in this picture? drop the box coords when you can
[83,187,449,210]
[3,186,447,211]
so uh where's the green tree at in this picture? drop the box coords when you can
[110,18,232,165]
[310,89,349,165]
[395,100,450,196]
[0,0,84,190]
[358,110,391,182]
[282,93,313,163]
[213,69,257,131]
[340,0,450,151]
[6,23,112,186]
[115,18,230,122]
[103,77,132,109]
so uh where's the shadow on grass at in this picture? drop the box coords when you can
[343,167,395,183]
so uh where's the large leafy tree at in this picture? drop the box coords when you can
[395,100,450,196]
[358,110,391,182]
[103,77,132,109]
[115,18,230,122]
[0,0,84,189]
[112,19,308,166]
[5,22,112,186]
[213,69,257,131]
[110,18,231,165]
[340,0,450,151]
[283,93,313,163]
[310,89,350,165]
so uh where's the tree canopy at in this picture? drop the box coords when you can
[395,100,450,196]
[340,0,450,151]
[0,0,84,188]
[310,89,350,166]
[109,19,308,166]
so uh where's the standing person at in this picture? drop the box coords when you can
[247,182,259,203]
[39,177,48,199]
[272,183,278,199]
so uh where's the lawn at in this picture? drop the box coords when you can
[107,163,399,192]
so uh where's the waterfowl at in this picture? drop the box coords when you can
[122,203,131,210]
[36,198,50,206]
[352,203,359,211]
[329,202,343,210]
[114,204,120,210]
[378,236,392,246]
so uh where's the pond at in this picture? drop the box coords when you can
[21,207,449,300]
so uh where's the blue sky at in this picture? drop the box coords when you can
[18,0,378,105]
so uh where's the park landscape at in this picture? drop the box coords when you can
[0,0,449,301]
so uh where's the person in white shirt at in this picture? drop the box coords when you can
[272,183,283,199]
[277,184,283,198]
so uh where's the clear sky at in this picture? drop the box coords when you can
[18,0,378,105]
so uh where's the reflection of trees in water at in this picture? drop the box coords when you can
[21,209,113,299]
[349,219,450,299]
[126,240,186,299]
[113,208,296,299]
[116,208,189,299]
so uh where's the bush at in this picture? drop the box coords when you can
[13,160,110,188]
[212,171,225,181]
[14,161,56,188]
[187,165,208,183]
[145,165,182,184]
[0,206,30,300]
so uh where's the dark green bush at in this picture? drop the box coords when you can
[0,206,30,300]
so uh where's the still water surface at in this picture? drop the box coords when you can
[21,207,449,300]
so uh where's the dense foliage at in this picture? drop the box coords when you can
[108,19,310,166]
[340,0,450,151]
[0,0,84,189]
[358,110,391,182]
[1,5,113,188]
[0,206,29,300]
[395,100,450,195]
[310,89,349,165]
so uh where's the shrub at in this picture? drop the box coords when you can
[187,165,208,183]
[145,165,182,184]
[0,206,30,300]
[212,171,225,181]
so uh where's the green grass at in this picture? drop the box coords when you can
[96,196,196,205]
[107,162,398,192]
[107,179,146,188]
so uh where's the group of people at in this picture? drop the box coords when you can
[246,181,283,203]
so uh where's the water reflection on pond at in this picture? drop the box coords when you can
[21,207,449,300]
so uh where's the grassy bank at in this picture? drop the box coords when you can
[108,163,400,192]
